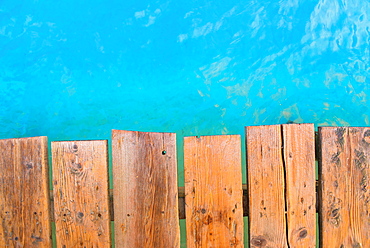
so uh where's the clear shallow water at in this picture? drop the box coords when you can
[0,1,369,247]
[1,0,369,141]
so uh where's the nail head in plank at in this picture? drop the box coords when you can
[112,130,180,248]
[246,125,288,248]
[0,137,52,247]
[52,140,111,247]
[184,135,244,248]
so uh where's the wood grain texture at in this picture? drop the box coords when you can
[52,140,111,247]
[246,125,287,248]
[184,135,244,248]
[319,127,370,247]
[282,124,316,247]
[112,130,180,248]
[0,136,52,247]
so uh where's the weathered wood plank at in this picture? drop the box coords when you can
[50,183,320,221]
[184,135,244,248]
[52,140,111,247]
[112,130,180,248]
[283,124,316,247]
[0,137,52,247]
[319,127,370,247]
[246,125,287,248]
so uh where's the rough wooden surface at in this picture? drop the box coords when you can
[246,125,287,248]
[0,137,52,247]
[283,124,316,247]
[112,130,180,248]
[52,140,111,247]
[49,182,320,221]
[319,127,370,247]
[184,135,244,248]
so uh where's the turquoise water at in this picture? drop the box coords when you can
[1,1,369,247]
[2,0,369,175]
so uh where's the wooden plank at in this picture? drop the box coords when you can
[52,140,111,247]
[50,183,320,221]
[246,125,287,248]
[282,124,316,247]
[319,127,370,247]
[0,137,52,247]
[184,135,244,248]
[112,130,180,248]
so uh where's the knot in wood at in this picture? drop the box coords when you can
[251,236,267,247]
[299,229,307,239]
[363,130,370,144]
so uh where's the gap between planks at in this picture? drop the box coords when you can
[48,183,319,221]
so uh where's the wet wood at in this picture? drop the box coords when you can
[52,140,111,247]
[0,137,52,247]
[319,127,370,247]
[112,130,180,248]
[184,135,243,248]
[283,124,316,247]
[246,125,287,248]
